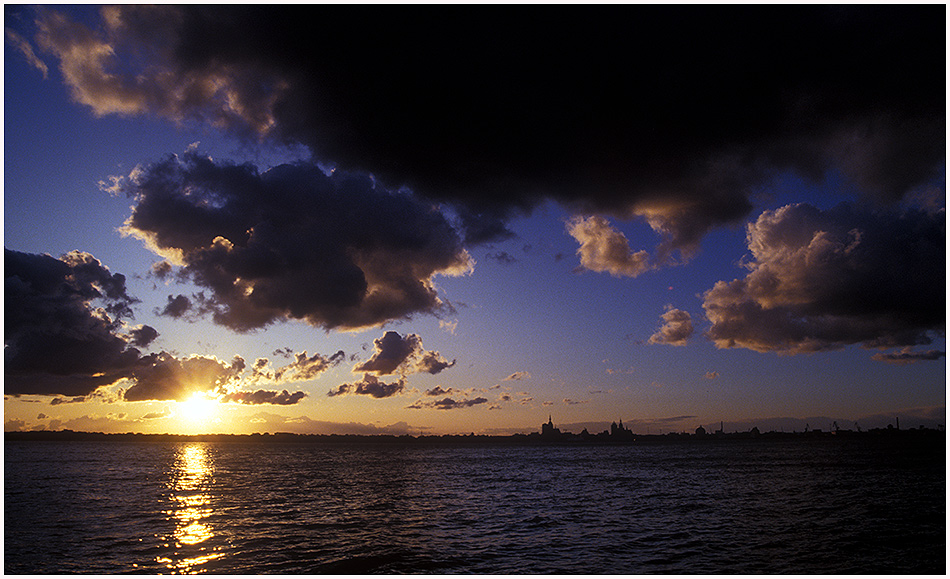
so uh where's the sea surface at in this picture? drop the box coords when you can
[5,436,945,574]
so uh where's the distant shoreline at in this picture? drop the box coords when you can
[5,427,944,446]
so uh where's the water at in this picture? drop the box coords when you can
[5,437,945,574]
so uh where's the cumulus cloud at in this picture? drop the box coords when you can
[5,249,155,397]
[407,397,489,410]
[5,249,346,402]
[648,307,694,346]
[221,389,306,405]
[117,151,473,331]
[425,386,457,397]
[124,353,244,402]
[17,6,942,255]
[567,215,653,277]
[703,203,945,354]
[354,331,455,376]
[870,348,945,365]
[328,374,406,399]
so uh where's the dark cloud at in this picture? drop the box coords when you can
[222,389,306,405]
[648,307,694,346]
[870,348,945,365]
[129,325,159,348]
[328,374,406,399]
[703,203,945,354]
[158,294,192,318]
[50,396,85,405]
[124,353,244,402]
[5,249,154,396]
[354,332,421,375]
[407,397,489,411]
[424,386,457,397]
[118,152,472,331]
[416,351,456,375]
[19,6,943,255]
[354,331,455,376]
[141,407,172,420]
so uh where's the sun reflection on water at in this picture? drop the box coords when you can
[157,443,226,573]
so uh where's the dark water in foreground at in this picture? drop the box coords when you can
[5,437,945,574]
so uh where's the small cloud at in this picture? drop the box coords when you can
[439,319,459,334]
[5,28,48,78]
[141,407,173,420]
[407,397,488,410]
[704,371,719,380]
[424,386,457,397]
[871,348,945,365]
[485,251,518,264]
[542,401,555,407]
[50,396,86,405]
[504,371,531,381]
[563,398,588,405]
[157,294,192,318]
[222,389,307,405]
[648,306,694,346]
[566,215,653,278]
[37,413,48,420]
[355,331,454,376]
[328,374,406,399]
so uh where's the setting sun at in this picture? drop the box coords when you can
[177,393,218,423]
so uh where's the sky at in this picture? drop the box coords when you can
[4,5,946,436]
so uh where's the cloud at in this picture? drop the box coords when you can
[221,389,306,405]
[50,396,86,405]
[141,407,172,420]
[870,348,945,365]
[504,371,531,381]
[485,251,517,265]
[407,397,489,410]
[648,307,694,346]
[328,374,406,399]
[424,386,457,397]
[247,350,345,384]
[354,331,455,376]
[6,27,48,78]
[117,151,473,331]
[563,398,588,405]
[157,294,192,318]
[5,249,156,397]
[124,353,244,402]
[566,216,652,277]
[703,202,945,354]
[20,6,943,254]
[704,371,720,380]
[439,319,458,335]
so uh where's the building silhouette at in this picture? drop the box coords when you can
[541,415,561,438]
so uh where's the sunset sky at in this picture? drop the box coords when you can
[4,5,945,436]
